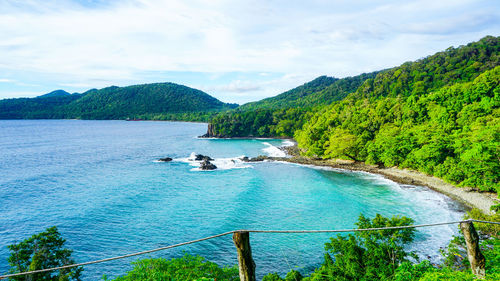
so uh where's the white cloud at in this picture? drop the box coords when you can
[198,73,316,103]
[0,0,498,102]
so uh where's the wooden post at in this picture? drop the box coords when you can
[460,221,485,278]
[233,231,256,281]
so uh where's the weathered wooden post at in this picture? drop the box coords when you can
[233,231,256,281]
[460,221,485,278]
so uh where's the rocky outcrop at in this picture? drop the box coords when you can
[200,159,217,170]
[199,123,217,138]
[158,157,173,162]
[240,155,288,162]
[195,154,213,161]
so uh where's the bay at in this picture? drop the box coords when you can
[0,120,464,280]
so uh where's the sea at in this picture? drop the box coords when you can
[0,120,465,280]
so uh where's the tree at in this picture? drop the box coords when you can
[7,226,82,281]
[307,214,416,281]
[109,254,239,281]
[323,128,359,161]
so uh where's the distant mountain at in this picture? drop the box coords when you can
[238,73,378,111]
[38,90,72,98]
[239,76,339,111]
[0,82,238,120]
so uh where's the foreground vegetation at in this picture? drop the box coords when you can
[106,212,499,281]
[7,226,82,281]
[7,212,498,281]
[207,36,500,193]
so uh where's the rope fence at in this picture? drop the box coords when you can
[0,219,498,280]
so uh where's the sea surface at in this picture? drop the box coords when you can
[0,120,465,280]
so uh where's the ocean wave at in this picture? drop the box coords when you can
[262,142,287,157]
[175,152,252,171]
[281,139,295,147]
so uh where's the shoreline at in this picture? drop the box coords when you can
[275,144,498,215]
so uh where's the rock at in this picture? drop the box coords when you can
[195,154,214,161]
[247,155,270,162]
[158,157,173,162]
[199,123,217,138]
[241,155,289,162]
[200,159,217,170]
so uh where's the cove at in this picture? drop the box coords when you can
[0,120,465,280]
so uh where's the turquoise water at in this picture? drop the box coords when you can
[0,120,464,280]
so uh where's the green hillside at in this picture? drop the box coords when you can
[297,66,499,192]
[38,90,72,98]
[206,36,500,192]
[239,73,378,111]
[0,94,82,119]
[205,73,378,137]
[238,75,337,110]
[206,36,499,138]
[0,82,238,121]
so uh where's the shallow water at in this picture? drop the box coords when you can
[0,120,464,279]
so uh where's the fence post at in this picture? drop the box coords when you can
[459,221,485,278]
[232,231,256,281]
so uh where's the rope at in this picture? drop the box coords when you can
[0,230,235,280]
[470,219,500,225]
[237,220,469,233]
[0,219,497,280]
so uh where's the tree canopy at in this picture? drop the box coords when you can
[7,226,82,281]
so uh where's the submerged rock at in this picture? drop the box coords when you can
[200,159,217,170]
[158,157,173,162]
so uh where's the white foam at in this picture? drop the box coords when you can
[192,156,252,171]
[281,139,295,147]
[262,142,287,157]
[173,152,196,163]
[175,153,252,171]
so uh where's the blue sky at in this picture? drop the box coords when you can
[0,0,498,104]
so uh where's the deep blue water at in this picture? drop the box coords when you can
[0,120,464,280]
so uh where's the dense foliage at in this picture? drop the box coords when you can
[296,65,499,192]
[208,107,315,137]
[0,83,237,121]
[303,214,416,281]
[107,254,239,281]
[7,226,82,281]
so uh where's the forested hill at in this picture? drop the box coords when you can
[239,72,379,111]
[205,72,379,137]
[206,36,499,138]
[206,36,499,193]
[0,82,238,121]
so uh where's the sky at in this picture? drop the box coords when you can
[0,0,499,104]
